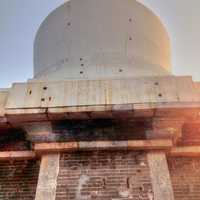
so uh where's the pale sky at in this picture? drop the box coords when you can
[0,0,199,88]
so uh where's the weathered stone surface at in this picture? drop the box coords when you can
[0,151,35,161]
[22,119,181,143]
[6,77,200,110]
[0,90,8,117]
[170,146,200,156]
[35,142,78,153]
[147,151,174,200]
[35,154,60,200]
[34,140,172,153]
[23,121,53,142]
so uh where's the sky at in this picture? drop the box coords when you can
[0,0,200,88]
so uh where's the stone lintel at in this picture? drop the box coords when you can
[0,151,36,161]
[34,140,173,154]
[169,146,200,157]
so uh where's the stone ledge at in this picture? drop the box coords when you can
[1,145,200,159]
[169,146,200,157]
[0,76,199,125]
[0,151,36,161]
[34,139,173,154]
[2,102,200,125]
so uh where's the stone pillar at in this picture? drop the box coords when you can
[35,153,60,200]
[147,151,174,200]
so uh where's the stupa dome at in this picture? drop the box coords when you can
[34,0,171,80]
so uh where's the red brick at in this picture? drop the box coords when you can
[0,160,40,199]
[56,151,153,200]
[168,157,200,200]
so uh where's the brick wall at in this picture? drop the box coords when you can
[168,157,200,200]
[0,160,40,200]
[182,122,200,145]
[56,151,153,200]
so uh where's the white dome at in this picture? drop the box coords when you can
[34,0,171,80]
